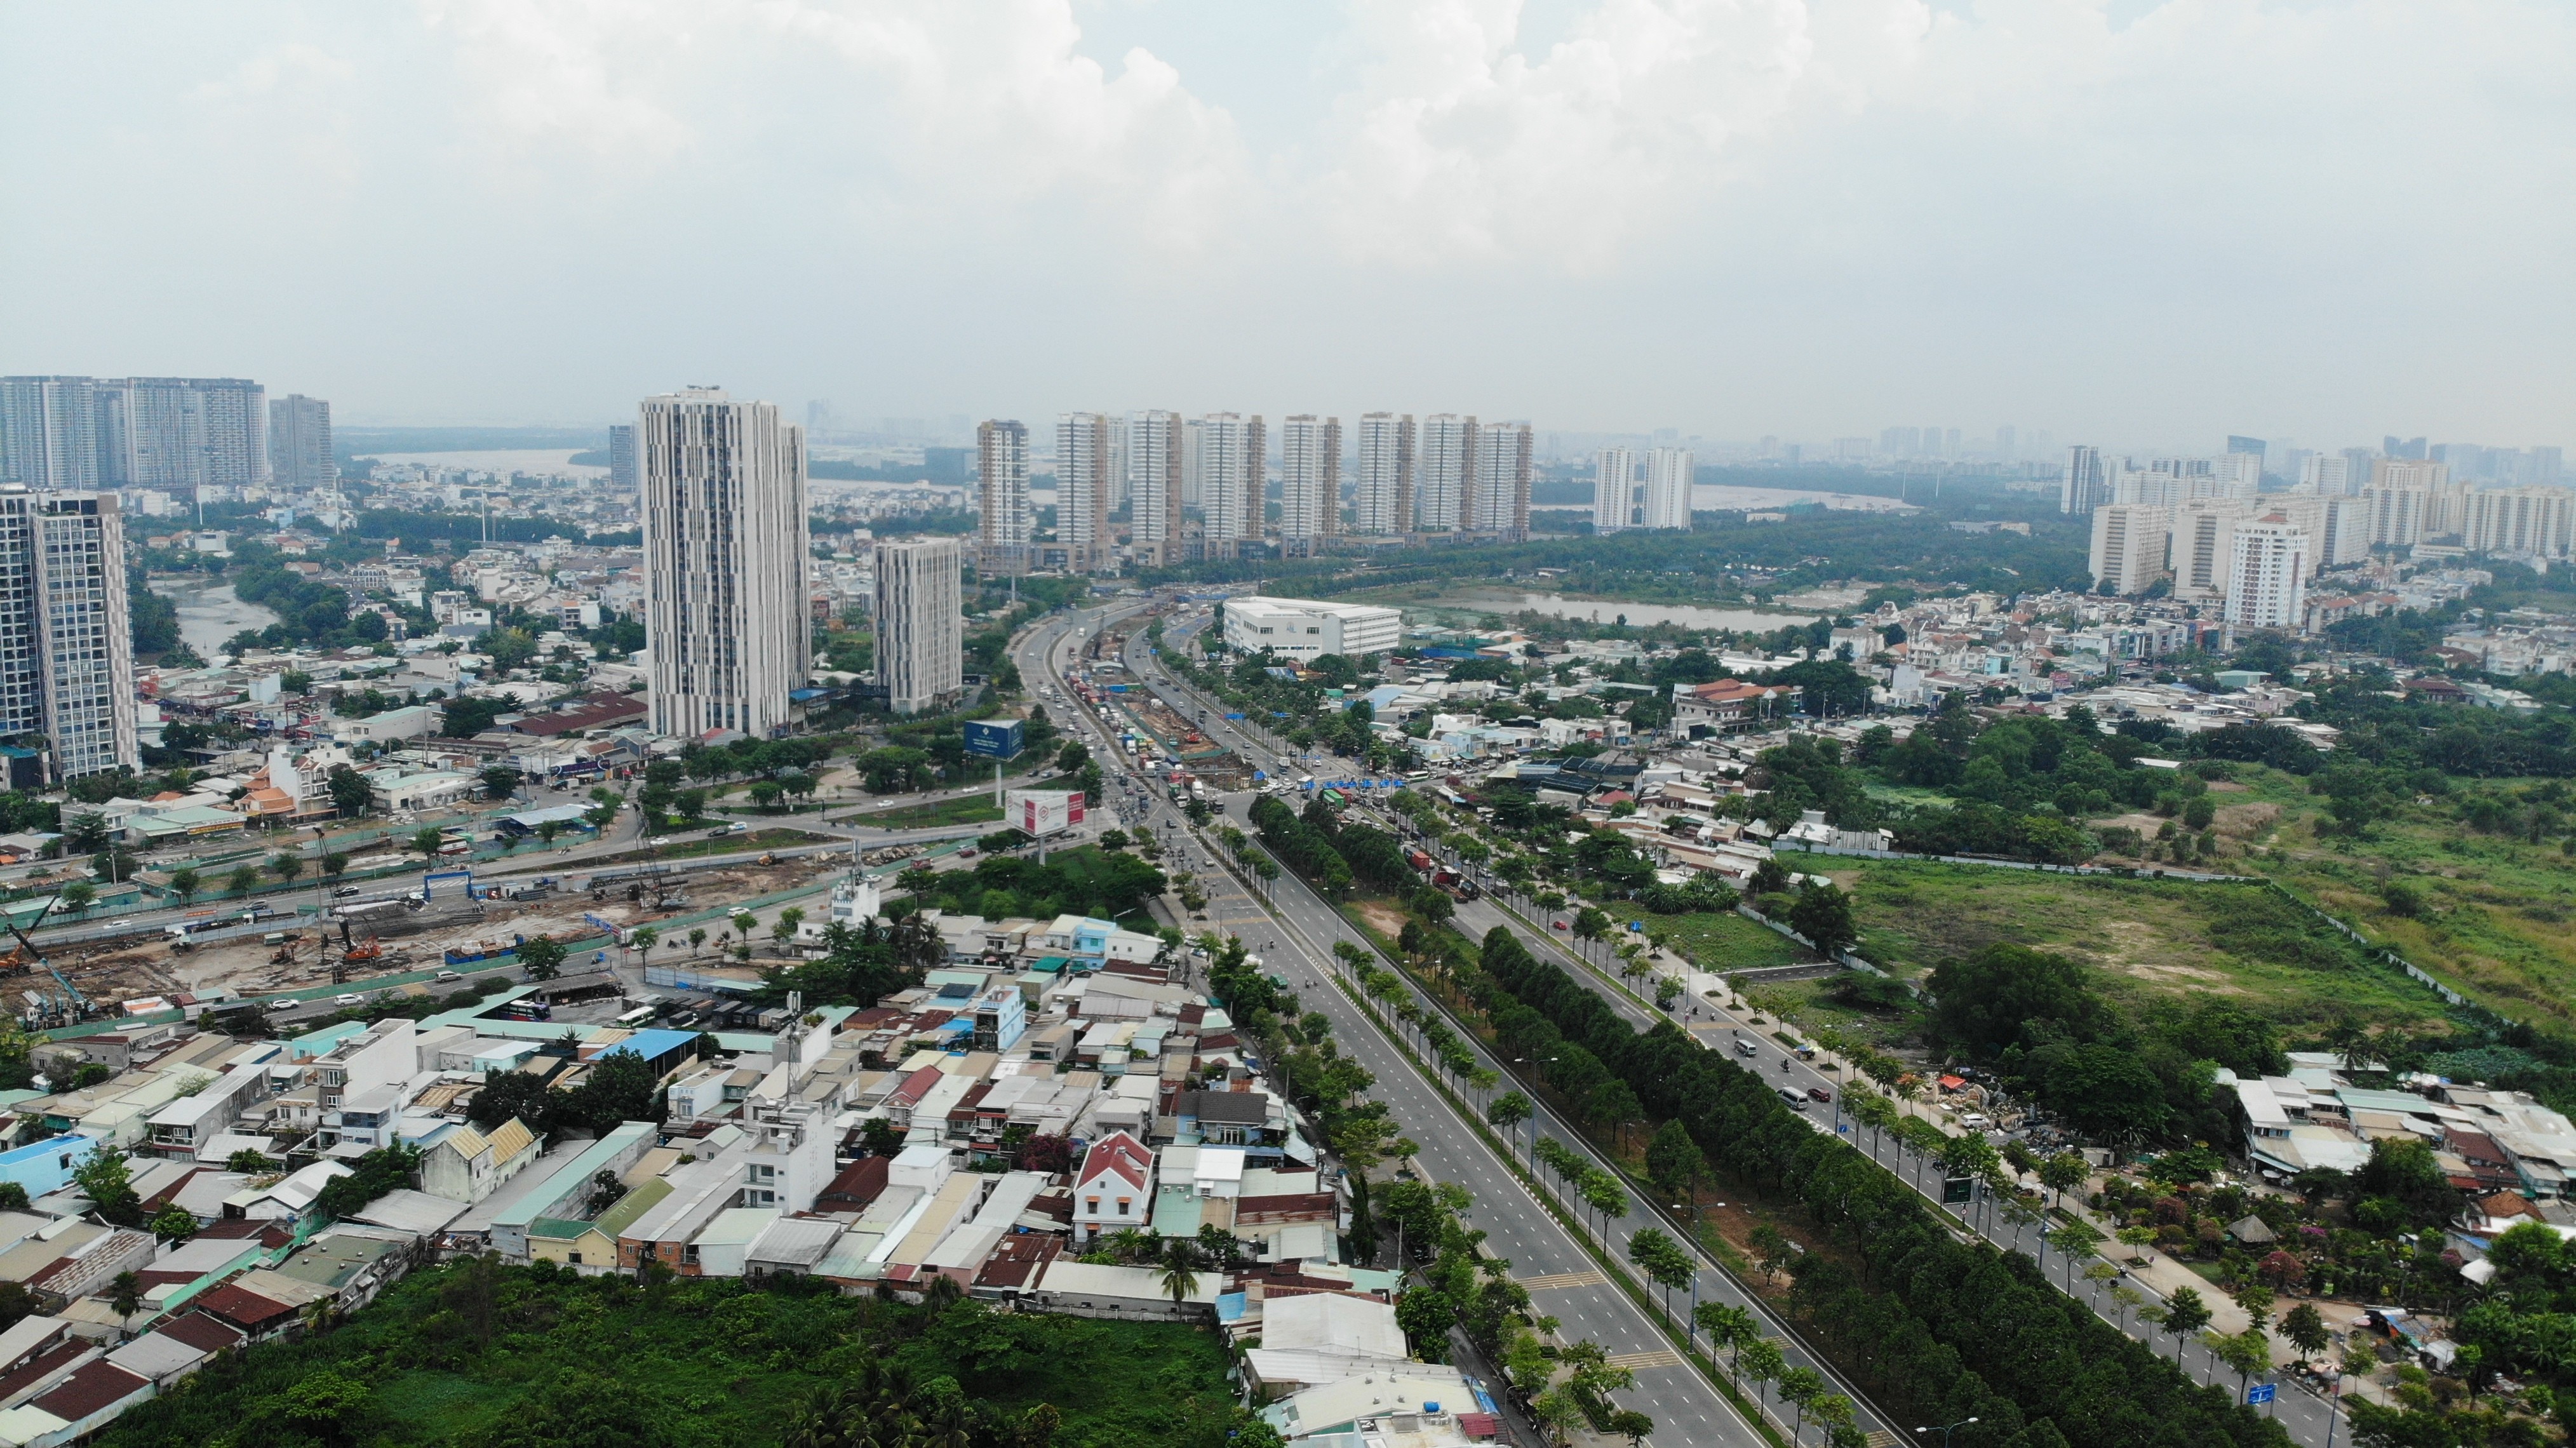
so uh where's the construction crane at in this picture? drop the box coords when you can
[4,895,88,1018]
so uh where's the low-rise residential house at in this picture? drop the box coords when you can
[1071,1131,1153,1243]
[419,1118,543,1204]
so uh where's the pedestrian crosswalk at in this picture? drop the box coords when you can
[1863,1432,1902,1448]
[1604,1349,1683,1370]
[1516,1270,1608,1292]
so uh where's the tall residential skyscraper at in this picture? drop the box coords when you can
[1353,413,1414,535]
[1126,410,1182,566]
[1593,446,1636,533]
[608,424,639,495]
[267,394,335,493]
[0,488,137,779]
[638,389,812,740]
[0,378,102,489]
[874,535,965,715]
[1471,421,1531,539]
[976,419,1031,572]
[2226,515,2309,633]
[1416,414,1477,532]
[1198,413,1265,553]
[1278,415,1341,558]
[1641,447,1695,530]
[1055,412,1112,571]
[2060,445,2109,514]
[2088,504,2170,596]
[109,378,268,493]
[2297,453,2354,495]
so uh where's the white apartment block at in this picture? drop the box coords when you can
[2087,503,2170,596]
[638,389,812,740]
[1278,415,1341,558]
[2298,454,2355,495]
[2361,484,2429,548]
[1223,596,1402,662]
[1353,413,1414,535]
[267,394,335,493]
[105,377,269,493]
[0,379,102,490]
[1416,414,1476,532]
[1125,410,1182,566]
[2272,493,2371,570]
[2170,501,2251,601]
[977,420,1031,565]
[875,535,965,715]
[1593,447,1635,533]
[0,488,138,779]
[2464,486,2576,560]
[1471,421,1532,539]
[2226,516,2309,633]
[1642,447,1694,530]
[1056,412,1112,571]
[2060,445,2108,514]
[1198,412,1265,553]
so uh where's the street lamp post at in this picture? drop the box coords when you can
[1915,1419,1979,1447]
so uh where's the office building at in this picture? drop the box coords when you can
[0,488,138,779]
[976,420,1031,571]
[1353,413,1414,535]
[2088,504,2170,596]
[267,394,335,493]
[1593,447,1636,533]
[0,378,102,489]
[2227,435,2267,460]
[1055,412,1112,571]
[1641,447,1694,530]
[1416,415,1476,532]
[1198,413,1265,554]
[2060,445,2108,514]
[874,536,965,714]
[1278,415,1341,558]
[1472,421,1532,539]
[2225,516,2309,633]
[638,389,811,740]
[1221,596,1402,662]
[1126,410,1182,566]
[608,424,639,494]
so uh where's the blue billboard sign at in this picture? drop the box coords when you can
[963,719,1024,761]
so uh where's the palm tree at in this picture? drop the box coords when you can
[1155,1237,1202,1314]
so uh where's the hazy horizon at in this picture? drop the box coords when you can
[6,1,2570,455]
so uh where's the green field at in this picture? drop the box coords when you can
[842,795,1007,829]
[2203,763,2576,1030]
[1813,857,2449,1033]
[1652,910,1811,972]
[99,1262,1244,1448]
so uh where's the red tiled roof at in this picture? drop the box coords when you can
[817,1158,890,1210]
[29,1360,151,1423]
[1076,1130,1151,1192]
[152,1312,245,1355]
[972,1235,1062,1290]
[0,1340,88,1404]
[505,692,648,737]
[192,1282,297,1334]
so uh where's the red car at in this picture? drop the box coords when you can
[1807,1086,1834,1103]
[1551,919,1569,931]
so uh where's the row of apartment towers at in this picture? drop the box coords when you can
[978,413,1536,567]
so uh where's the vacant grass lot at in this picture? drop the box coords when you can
[1653,909,1811,972]
[2210,763,2576,1031]
[100,1263,1238,1448]
[1813,857,2448,1033]
[843,796,1007,829]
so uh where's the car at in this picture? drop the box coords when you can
[433,970,462,984]
[1551,919,1569,931]
[648,836,670,847]
[332,886,363,898]
[956,847,977,859]
[1808,1086,1834,1103]
[1776,1088,1808,1109]
[335,993,363,1008]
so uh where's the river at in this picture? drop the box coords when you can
[150,580,283,658]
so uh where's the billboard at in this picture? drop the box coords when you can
[963,719,1024,760]
[1005,789,1085,838]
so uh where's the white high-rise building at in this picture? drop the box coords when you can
[1198,413,1265,553]
[108,377,268,493]
[874,535,965,715]
[2463,486,2576,560]
[1641,447,1694,530]
[267,394,335,493]
[1278,415,1341,558]
[1416,415,1476,532]
[0,379,101,490]
[1593,447,1635,533]
[1055,412,1111,571]
[2272,493,2370,572]
[1126,410,1182,566]
[638,389,812,740]
[2088,504,2170,596]
[1181,417,1204,511]
[2226,516,2309,633]
[2297,454,2354,495]
[1472,421,1532,539]
[977,420,1031,570]
[2208,450,2263,497]
[608,424,638,495]
[2360,483,2429,548]
[2060,445,2109,514]
[0,487,138,779]
[2171,500,2255,601]
[1353,413,1414,535]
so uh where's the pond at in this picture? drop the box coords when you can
[150,580,281,657]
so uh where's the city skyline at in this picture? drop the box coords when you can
[4,3,2566,445]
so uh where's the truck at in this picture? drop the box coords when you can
[1404,848,1434,874]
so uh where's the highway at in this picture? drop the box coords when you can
[1007,601,1773,1448]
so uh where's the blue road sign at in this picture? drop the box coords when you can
[963,719,1024,761]
[1225,713,1245,720]
[2246,1384,2276,1405]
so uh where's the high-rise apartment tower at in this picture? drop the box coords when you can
[1593,447,1635,533]
[638,389,812,740]
[1279,415,1341,558]
[1641,448,1694,530]
[267,394,335,493]
[977,420,1031,570]
[1416,415,1477,532]
[1055,413,1112,571]
[0,488,137,779]
[1471,421,1532,539]
[1353,413,1414,535]
[1126,410,1182,566]
[874,535,965,714]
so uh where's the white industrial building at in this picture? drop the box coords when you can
[1223,597,1401,662]
[638,389,812,740]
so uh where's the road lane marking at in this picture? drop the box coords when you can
[1517,1270,1608,1291]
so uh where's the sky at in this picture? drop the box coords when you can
[4,0,2570,454]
